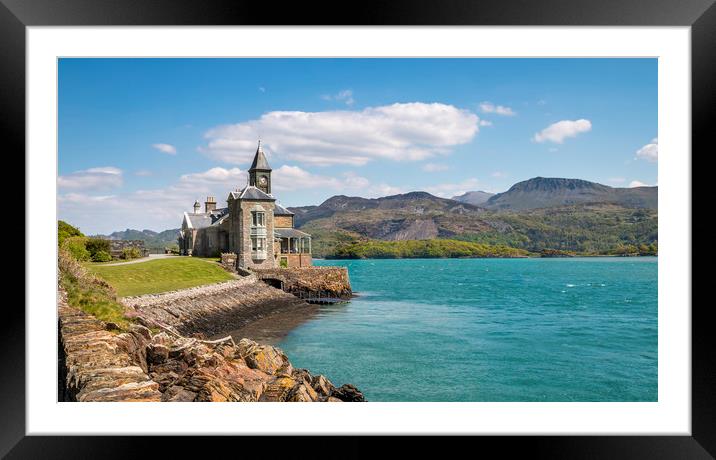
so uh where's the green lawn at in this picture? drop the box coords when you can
[87,257,235,297]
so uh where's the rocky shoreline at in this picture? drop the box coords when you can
[59,270,365,402]
[59,288,364,402]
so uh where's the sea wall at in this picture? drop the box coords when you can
[252,267,352,299]
[59,286,364,402]
[121,275,312,337]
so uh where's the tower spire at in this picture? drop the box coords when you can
[248,139,272,194]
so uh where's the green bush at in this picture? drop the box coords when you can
[120,247,142,260]
[58,220,83,247]
[62,236,90,261]
[91,250,112,262]
[86,238,111,259]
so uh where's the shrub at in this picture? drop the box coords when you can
[58,220,83,247]
[91,250,112,262]
[58,248,129,330]
[120,247,142,260]
[62,236,90,261]
[86,238,111,259]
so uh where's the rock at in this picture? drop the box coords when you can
[286,382,318,402]
[311,375,335,398]
[238,339,290,375]
[260,376,298,402]
[331,384,366,402]
[147,343,170,364]
[162,385,197,402]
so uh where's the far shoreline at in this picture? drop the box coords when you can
[317,254,658,261]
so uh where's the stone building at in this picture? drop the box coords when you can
[178,141,312,269]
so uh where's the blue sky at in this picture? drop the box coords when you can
[58,58,658,234]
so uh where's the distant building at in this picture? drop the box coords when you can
[178,141,312,269]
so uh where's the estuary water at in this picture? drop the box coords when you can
[272,257,657,402]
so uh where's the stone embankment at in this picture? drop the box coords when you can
[122,275,311,337]
[253,267,353,299]
[59,287,365,402]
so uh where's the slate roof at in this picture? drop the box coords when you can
[273,203,294,216]
[275,228,311,238]
[249,140,271,171]
[186,207,229,228]
[229,185,276,201]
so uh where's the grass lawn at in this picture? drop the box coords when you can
[87,256,235,297]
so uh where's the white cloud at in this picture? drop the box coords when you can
[533,119,592,144]
[58,164,403,233]
[58,166,123,191]
[636,138,658,162]
[479,120,493,127]
[479,102,516,116]
[152,143,177,155]
[628,180,654,188]
[422,163,449,172]
[423,178,480,198]
[200,102,480,166]
[321,89,355,106]
[491,171,506,178]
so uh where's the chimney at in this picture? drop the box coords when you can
[193,200,200,214]
[205,196,217,213]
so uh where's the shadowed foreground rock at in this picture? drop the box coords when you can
[59,289,364,402]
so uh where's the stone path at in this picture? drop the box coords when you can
[100,253,178,266]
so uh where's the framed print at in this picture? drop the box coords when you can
[4,0,712,456]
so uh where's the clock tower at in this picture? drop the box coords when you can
[248,140,272,195]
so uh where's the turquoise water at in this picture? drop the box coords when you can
[277,257,658,402]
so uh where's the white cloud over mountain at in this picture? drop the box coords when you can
[200,102,480,166]
[58,165,400,233]
[423,178,481,198]
[533,119,592,144]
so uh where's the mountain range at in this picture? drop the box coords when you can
[97,177,658,256]
[92,228,180,251]
[290,177,657,256]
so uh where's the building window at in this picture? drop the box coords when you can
[251,211,265,227]
[251,237,266,251]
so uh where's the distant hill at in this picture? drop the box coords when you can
[92,228,180,250]
[289,178,658,257]
[451,190,494,205]
[291,192,489,241]
[483,177,657,211]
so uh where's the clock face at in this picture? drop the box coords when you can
[259,176,267,185]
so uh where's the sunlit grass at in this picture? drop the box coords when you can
[87,257,235,297]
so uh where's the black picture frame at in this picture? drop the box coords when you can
[4,0,710,457]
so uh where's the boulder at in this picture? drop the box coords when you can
[331,384,366,402]
[238,339,291,375]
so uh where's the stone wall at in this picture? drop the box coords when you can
[109,240,149,259]
[238,201,276,270]
[122,276,312,337]
[253,267,352,299]
[274,215,294,228]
